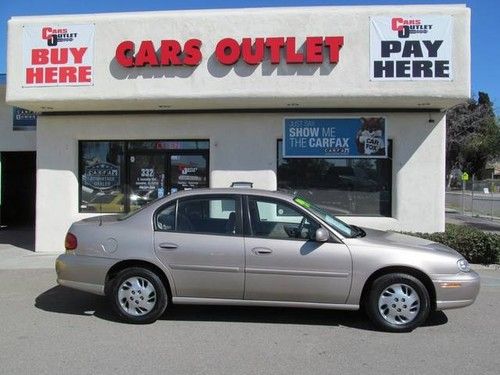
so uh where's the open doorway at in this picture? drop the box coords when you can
[0,152,36,227]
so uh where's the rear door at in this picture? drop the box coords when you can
[244,196,352,304]
[153,194,245,299]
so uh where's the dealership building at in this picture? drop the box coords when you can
[4,4,470,252]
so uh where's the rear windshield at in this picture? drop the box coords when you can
[117,199,159,221]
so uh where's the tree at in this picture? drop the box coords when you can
[446,92,500,184]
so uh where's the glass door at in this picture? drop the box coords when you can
[127,151,209,211]
[169,153,208,194]
[128,153,166,210]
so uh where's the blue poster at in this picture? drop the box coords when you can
[13,107,37,131]
[283,118,387,158]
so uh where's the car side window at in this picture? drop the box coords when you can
[176,196,240,235]
[248,197,320,240]
[155,202,176,231]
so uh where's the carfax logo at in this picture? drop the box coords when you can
[391,17,433,38]
[41,26,78,46]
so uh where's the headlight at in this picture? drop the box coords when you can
[457,259,471,272]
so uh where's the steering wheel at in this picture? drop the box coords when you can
[296,217,307,238]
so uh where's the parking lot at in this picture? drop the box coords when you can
[0,264,499,375]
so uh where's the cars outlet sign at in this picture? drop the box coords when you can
[115,36,345,67]
[20,14,454,86]
[23,24,95,86]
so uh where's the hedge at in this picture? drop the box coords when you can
[404,224,500,264]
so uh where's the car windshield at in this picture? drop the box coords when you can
[293,197,360,238]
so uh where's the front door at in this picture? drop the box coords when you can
[154,194,245,299]
[128,153,166,209]
[244,196,352,304]
[128,151,209,210]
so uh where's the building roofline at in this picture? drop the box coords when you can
[8,3,468,22]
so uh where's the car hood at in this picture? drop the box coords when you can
[344,227,461,257]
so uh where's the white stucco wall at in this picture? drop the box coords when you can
[7,4,470,111]
[3,5,457,251]
[36,111,445,252]
[0,85,36,152]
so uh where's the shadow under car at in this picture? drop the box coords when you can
[35,286,449,331]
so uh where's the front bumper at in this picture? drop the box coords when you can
[55,254,117,296]
[432,270,481,310]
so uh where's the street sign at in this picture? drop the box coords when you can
[461,172,469,181]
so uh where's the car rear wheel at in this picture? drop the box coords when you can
[110,267,168,324]
[366,273,430,332]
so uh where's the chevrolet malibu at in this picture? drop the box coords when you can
[56,189,480,331]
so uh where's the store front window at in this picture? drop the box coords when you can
[79,140,209,213]
[277,140,392,216]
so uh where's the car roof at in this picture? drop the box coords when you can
[167,188,296,200]
[138,188,299,215]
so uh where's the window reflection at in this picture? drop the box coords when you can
[79,140,209,213]
[80,141,125,213]
[277,140,392,216]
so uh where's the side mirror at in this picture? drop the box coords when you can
[315,228,329,242]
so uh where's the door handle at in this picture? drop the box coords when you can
[252,247,273,255]
[158,242,178,250]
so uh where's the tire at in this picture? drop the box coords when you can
[110,267,168,324]
[365,273,430,332]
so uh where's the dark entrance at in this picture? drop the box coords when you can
[0,152,36,226]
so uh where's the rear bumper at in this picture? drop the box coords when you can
[55,254,117,296]
[432,271,481,310]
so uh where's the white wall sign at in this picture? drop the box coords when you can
[370,15,452,80]
[22,24,95,87]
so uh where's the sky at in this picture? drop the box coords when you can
[1,0,498,111]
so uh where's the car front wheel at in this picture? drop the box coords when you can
[110,267,168,324]
[366,273,430,332]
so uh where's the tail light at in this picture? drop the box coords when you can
[65,232,78,250]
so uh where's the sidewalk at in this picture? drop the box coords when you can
[0,226,58,270]
[447,190,500,198]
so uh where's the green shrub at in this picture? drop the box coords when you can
[404,224,500,264]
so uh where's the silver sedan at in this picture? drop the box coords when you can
[56,188,480,332]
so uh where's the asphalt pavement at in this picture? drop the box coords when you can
[445,210,500,234]
[0,257,499,374]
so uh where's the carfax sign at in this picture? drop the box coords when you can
[283,118,387,158]
[370,15,452,80]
